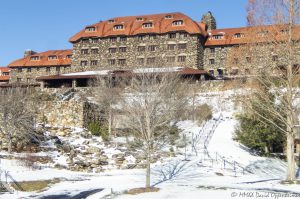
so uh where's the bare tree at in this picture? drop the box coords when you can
[227,0,300,181]
[93,74,122,137]
[0,88,38,153]
[121,71,188,188]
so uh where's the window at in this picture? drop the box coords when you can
[210,48,215,53]
[114,24,124,30]
[148,45,157,51]
[172,20,184,26]
[166,56,175,63]
[169,33,176,38]
[86,26,96,32]
[136,17,144,21]
[17,78,21,82]
[48,55,57,60]
[56,67,60,72]
[81,49,89,54]
[91,38,98,43]
[82,39,89,43]
[91,48,99,54]
[109,48,117,53]
[137,46,146,52]
[246,57,251,63]
[46,67,51,72]
[178,43,187,50]
[209,59,215,65]
[147,57,156,64]
[108,19,115,23]
[27,68,31,72]
[2,72,9,76]
[109,37,117,42]
[91,60,98,66]
[149,34,157,40]
[212,35,224,40]
[180,32,188,38]
[119,47,127,53]
[137,58,144,65]
[120,37,127,42]
[80,61,88,66]
[137,35,145,41]
[108,59,116,66]
[178,56,186,62]
[272,55,278,62]
[142,23,153,28]
[18,68,22,73]
[36,67,40,71]
[167,44,176,50]
[165,15,173,19]
[209,70,214,76]
[234,33,244,38]
[67,54,72,59]
[118,59,126,66]
[30,56,40,61]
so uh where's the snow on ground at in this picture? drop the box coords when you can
[1,90,300,199]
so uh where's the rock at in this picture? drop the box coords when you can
[87,146,101,154]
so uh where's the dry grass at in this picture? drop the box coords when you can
[126,187,160,195]
[11,178,60,192]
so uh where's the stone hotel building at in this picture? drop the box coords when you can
[8,11,296,83]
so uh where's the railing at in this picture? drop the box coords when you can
[0,159,23,193]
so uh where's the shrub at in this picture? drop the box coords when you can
[88,121,109,141]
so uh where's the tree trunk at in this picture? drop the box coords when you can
[8,136,12,154]
[146,145,151,188]
[286,132,295,181]
[108,105,112,136]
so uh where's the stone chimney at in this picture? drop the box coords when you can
[201,11,217,31]
[24,49,37,58]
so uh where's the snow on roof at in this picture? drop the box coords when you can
[61,70,111,76]
[133,67,183,74]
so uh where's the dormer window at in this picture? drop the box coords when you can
[212,34,224,40]
[257,31,268,37]
[172,20,184,26]
[136,17,144,21]
[30,56,40,61]
[142,22,153,28]
[48,55,57,60]
[108,19,115,23]
[234,33,244,38]
[66,55,72,59]
[85,26,96,32]
[114,24,124,30]
[165,15,173,19]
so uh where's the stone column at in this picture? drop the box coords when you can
[40,81,45,89]
[72,79,77,89]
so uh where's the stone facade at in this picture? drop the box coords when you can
[71,33,205,70]
[10,66,72,83]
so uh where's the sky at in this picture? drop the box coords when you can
[0,0,248,66]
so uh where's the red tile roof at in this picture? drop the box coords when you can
[0,76,9,81]
[205,25,300,46]
[69,12,208,42]
[8,50,72,68]
[0,67,10,73]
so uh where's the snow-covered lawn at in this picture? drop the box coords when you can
[1,90,299,199]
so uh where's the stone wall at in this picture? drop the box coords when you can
[10,65,72,83]
[38,101,85,128]
[72,33,205,71]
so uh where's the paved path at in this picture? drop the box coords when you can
[37,188,103,199]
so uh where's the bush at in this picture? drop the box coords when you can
[88,121,109,141]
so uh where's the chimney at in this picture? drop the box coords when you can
[24,49,37,58]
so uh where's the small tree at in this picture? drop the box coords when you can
[93,74,122,137]
[0,88,38,153]
[121,71,188,188]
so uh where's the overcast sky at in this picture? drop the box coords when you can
[0,0,248,66]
